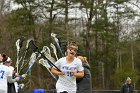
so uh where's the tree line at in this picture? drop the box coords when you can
[0,0,140,90]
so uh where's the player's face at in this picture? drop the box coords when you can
[67,47,77,57]
[127,80,131,84]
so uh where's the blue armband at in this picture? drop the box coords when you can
[18,75,23,80]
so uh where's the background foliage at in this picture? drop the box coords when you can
[0,0,140,90]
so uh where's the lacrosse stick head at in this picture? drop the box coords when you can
[39,58,46,67]
[16,39,20,52]
[26,38,34,49]
[43,52,56,64]
[39,58,51,68]
[43,46,51,55]
[50,43,56,50]
[19,36,25,48]
[50,43,57,53]
[50,43,58,60]
[26,39,39,52]
[39,58,44,64]
[51,33,59,43]
[51,33,56,37]
[16,36,25,51]
[29,52,38,66]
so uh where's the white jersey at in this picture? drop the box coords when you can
[0,65,12,93]
[55,57,84,93]
[9,66,18,93]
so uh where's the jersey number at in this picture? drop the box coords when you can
[0,70,5,79]
[66,72,74,77]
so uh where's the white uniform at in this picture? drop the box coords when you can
[0,65,12,93]
[9,66,18,93]
[55,57,84,93]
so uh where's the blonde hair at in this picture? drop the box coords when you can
[83,57,88,63]
[77,56,88,64]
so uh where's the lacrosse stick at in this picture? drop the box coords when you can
[43,46,51,56]
[39,58,57,81]
[30,40,61,72]
[15,39,20,74]
[18,38,34,73]
[25,52,37,74]
[51,33,64,57]
[43,46,56,64]
[50,43,58,60]
[15,37,25,74]
[43,46,51,58]
[25,45,50,74]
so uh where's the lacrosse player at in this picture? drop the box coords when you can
[51,41,84,93]
[76,56,92,93]
[7,57,26,93]
[0,55,26,93]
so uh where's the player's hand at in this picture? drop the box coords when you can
[15,73,19,77]
[15,77,20,81]
[59,70,65,75]
[22,74,27,79]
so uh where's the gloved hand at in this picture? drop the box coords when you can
[16,74,27,80]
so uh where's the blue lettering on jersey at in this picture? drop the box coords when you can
[62,66,77,70]
[62,66,77,77]
[0,70,5,79]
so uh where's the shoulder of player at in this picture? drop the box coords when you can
[55,57,66,63]
[74,57,82,63]
[0,64,8,68]
[0,65,11,71]
[58,57,66,61]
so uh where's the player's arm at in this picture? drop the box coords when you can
[7,74,27,83]
[51,58,64,76]
[73,70,84,78]
[73,59,84,78]
[51,67,64,76]
[7,76,19,83]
